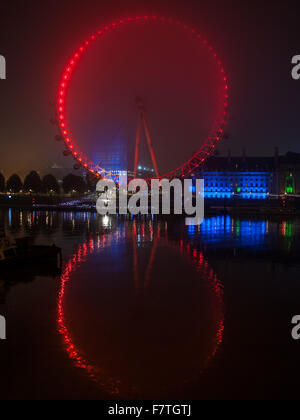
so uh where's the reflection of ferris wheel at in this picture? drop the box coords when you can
[54,16,229,180]
[57,223,224,397]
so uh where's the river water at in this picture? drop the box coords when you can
[0,209,300,400]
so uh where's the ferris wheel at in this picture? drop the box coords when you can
[54,15,229,180]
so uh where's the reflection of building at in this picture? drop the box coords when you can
[192,150,300,199]
[187,215,267,247]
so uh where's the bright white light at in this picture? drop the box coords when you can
[103,215,110,227]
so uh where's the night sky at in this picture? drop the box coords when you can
[0,0,300,177]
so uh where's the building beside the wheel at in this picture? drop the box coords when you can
[191,149,300,199]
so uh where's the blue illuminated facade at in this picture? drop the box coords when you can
[200,172,273,200]
[190,153,285,200]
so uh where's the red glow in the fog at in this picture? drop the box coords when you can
[56,15,229,180]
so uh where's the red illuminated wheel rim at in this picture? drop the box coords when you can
[57,16,229,179]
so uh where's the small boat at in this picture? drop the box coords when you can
[0,234,62,269]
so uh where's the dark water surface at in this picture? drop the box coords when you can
[1,209,300,400]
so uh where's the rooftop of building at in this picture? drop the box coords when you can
[195,151,300,172]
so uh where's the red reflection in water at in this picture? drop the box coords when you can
[57,223,224,396]
[57,234,121,395]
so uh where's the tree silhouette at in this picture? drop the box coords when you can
[42,174,60,194]
[23,171,43,193]
[6,174,23,193]
[86,172,97,192]
[0,173,5,192]
[63,174,87,194]
[77,176,88,194]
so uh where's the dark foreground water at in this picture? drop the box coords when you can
[1,209,300,400]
